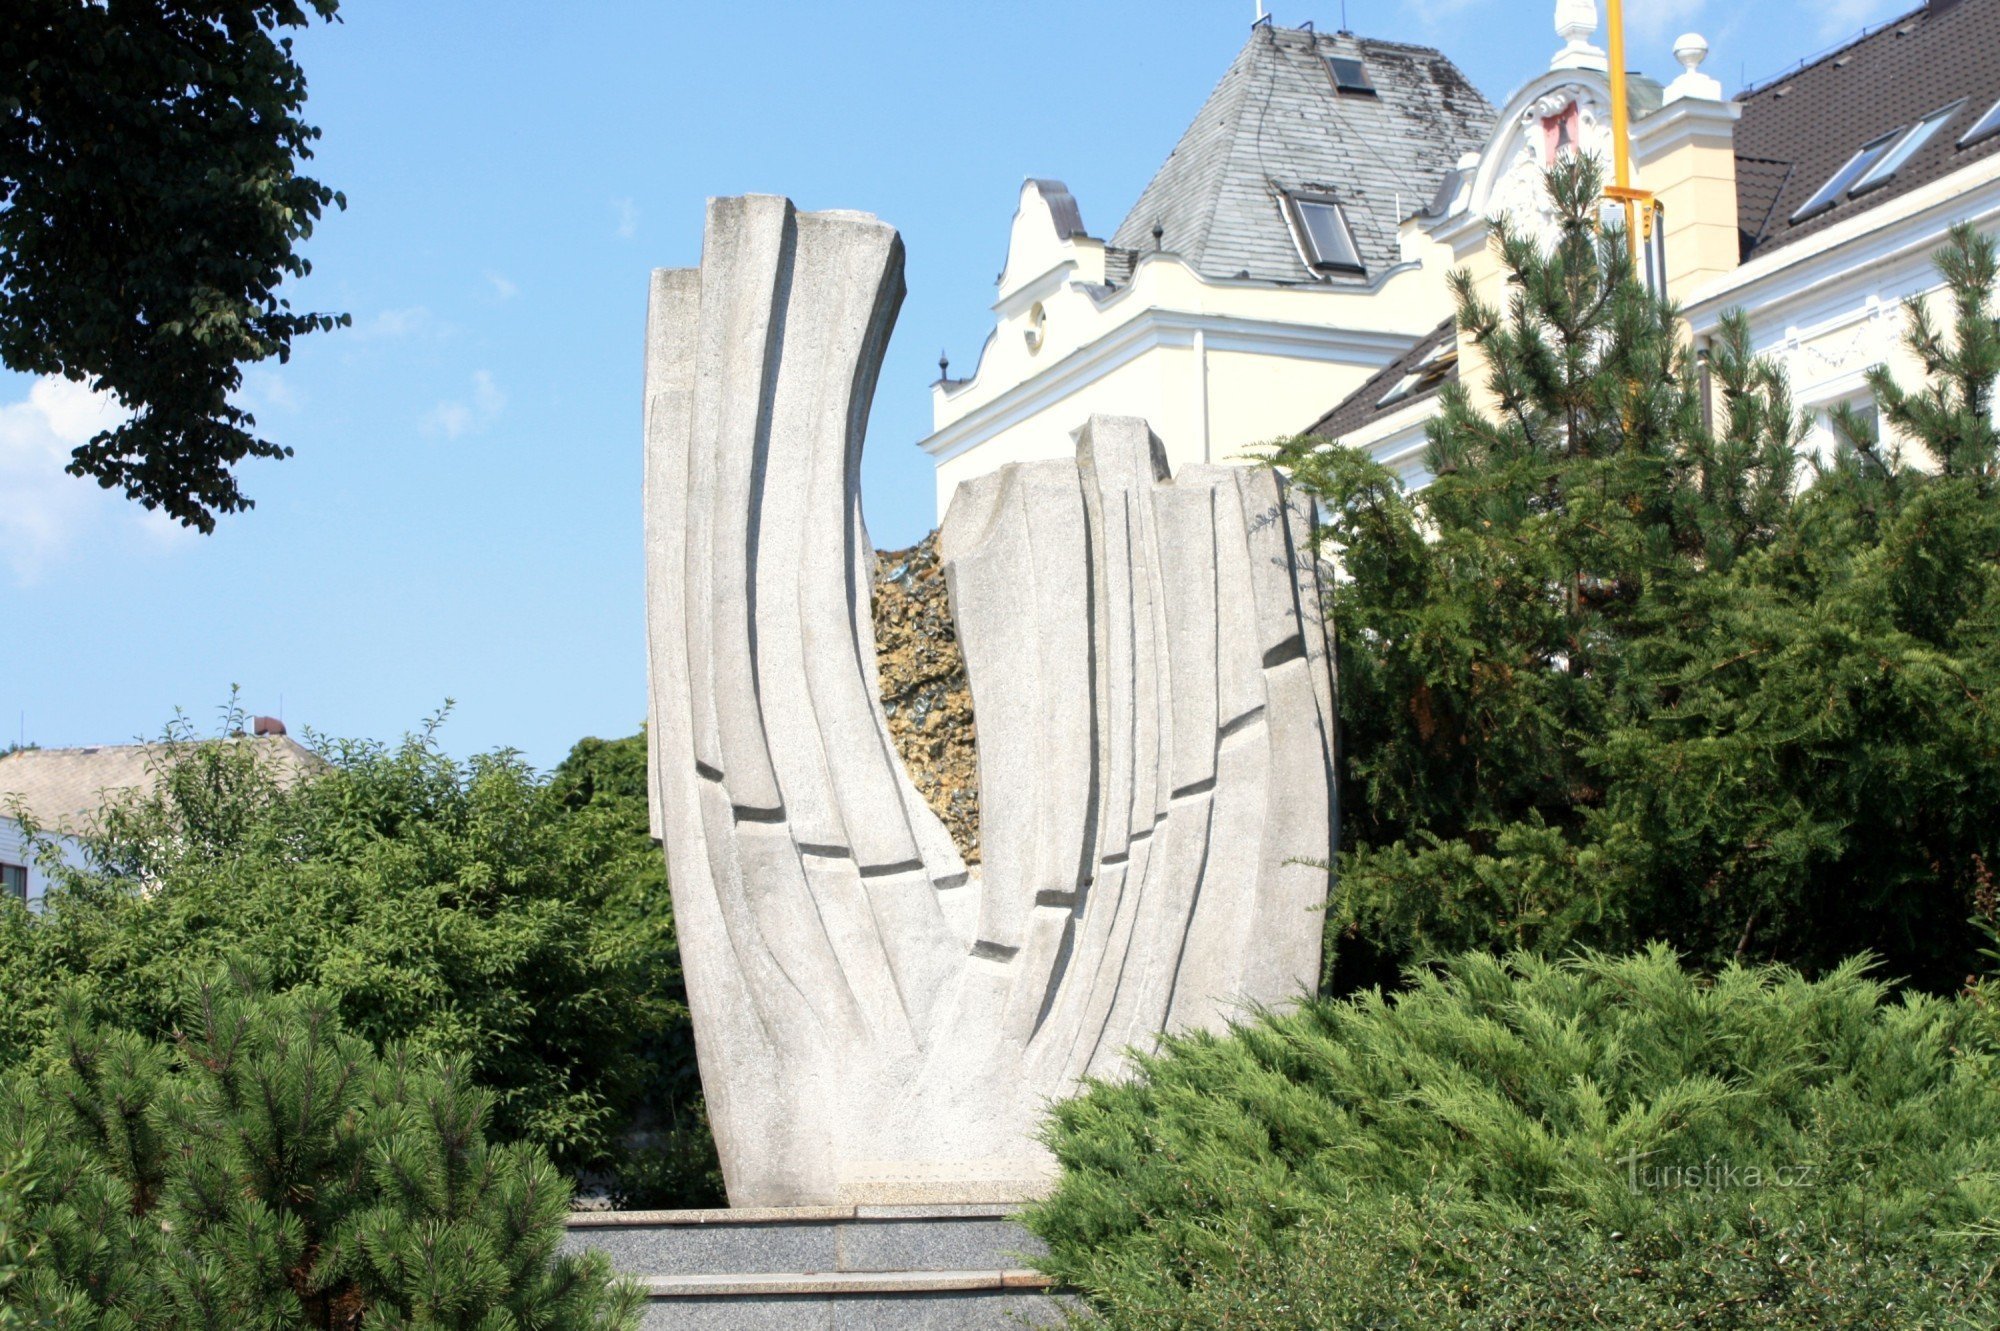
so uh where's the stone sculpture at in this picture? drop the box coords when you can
[645,196,1336,1207]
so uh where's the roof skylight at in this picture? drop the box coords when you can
[1789,131,1899,222]
[1962,97,2000,149]
[1376,344,1458,409]
[1288,195,1364,274]
[1852,101,1963,194]
[1326,56,1376,96]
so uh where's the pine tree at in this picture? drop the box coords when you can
[0,964,641,1330]
[1276,159,2000,994]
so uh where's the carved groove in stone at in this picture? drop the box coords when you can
[647,196,1336,1207]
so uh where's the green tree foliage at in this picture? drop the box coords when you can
[0,711,689,1181]
[0,966,642,1329]
[1026,948,2000,1328]
[1274,158,2000,995]
[546,733,723,1207]
[0,1144,36,1330]
[1,1,347,531]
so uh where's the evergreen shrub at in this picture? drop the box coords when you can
[0,965,641,1329]
[1026,949,2000,1328]
[1277,159,2000,994]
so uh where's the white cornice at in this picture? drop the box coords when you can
[993,260,1082,320]
[1629,95,1741,155]
[919,310,1419,464]
[939,254,1427,411]
[1683,156,2000,330]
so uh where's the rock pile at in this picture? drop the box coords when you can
[873,533,980,864]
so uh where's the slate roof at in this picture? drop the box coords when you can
[1735,0,2000,262]
[1109,24,1495,285]
[0,737,323,836]
[1305,317,1458,442]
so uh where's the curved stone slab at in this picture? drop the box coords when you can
[647,196,1335,1207]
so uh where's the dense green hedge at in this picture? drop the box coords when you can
[1026,949,2000,1328]
[0,714,720,1204]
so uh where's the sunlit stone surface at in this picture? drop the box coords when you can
[645,196,1335,1207]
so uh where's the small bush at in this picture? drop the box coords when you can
[1025,948,2000,1328]
[0,965,641,1329]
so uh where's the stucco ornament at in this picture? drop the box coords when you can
[1487,85,1609,249]
[645,196,1335,1207]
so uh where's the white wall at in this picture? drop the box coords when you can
[0,815,87,913]
[1683,161,2000,472]
[923,181,1456,521]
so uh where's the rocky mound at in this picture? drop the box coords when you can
[873,534,980,864]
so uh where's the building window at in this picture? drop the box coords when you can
[0,863,25,906]
[1852,101,1963,195]
[1325,56,1376,96]
[1377,343,1459,409]
[1287,194,1365,275]
[1791,131,1901,222]
[1813,397,1881,465]
[1961,96,2000,148]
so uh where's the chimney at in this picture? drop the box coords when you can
[253,716,287,737]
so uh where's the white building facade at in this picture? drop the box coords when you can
[0,816,86,913]
[1306,0,2000,477]
[920,23,1494,520]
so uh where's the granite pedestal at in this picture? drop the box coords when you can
[566,1205,1066,1329]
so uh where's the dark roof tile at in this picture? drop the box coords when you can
[1735,0,2000,262]
[1305,317,1457,442]
[1109,26,1494,284]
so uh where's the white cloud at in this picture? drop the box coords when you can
[1811,0,1903,39]
[242,367,300,414]
[1630,0,1707,42]
[353,306,434,341]
[485,271,519,301]
[613,198,640,240]
[1402,0,1487,26]
[424,370,506,440]
[0,376,189,585]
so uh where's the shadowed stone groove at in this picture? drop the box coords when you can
[646,196,1336,1208]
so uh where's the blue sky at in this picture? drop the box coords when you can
[1,0,1910,769]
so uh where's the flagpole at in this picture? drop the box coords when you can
[1606,0,1638,262]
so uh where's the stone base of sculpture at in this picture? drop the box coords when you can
[565,1204,1064,1329]
[645,196,1335,1206]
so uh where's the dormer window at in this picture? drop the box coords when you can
[1326,56,1376,96]
[1852,101,1962,194]
[1287,194,1364,275]
[1377,343,1458,409]
[1961,96,2000,148]
[1793,102,1965,222]
[1790,131,1899,222]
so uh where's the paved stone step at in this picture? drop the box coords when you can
[634,1286,1064,1331]
[637,1268,1052,1297]
[564,1204,1048,1278]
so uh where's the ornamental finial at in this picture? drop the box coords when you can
[1665,32,1724,102]
[1553,0,1607,71]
